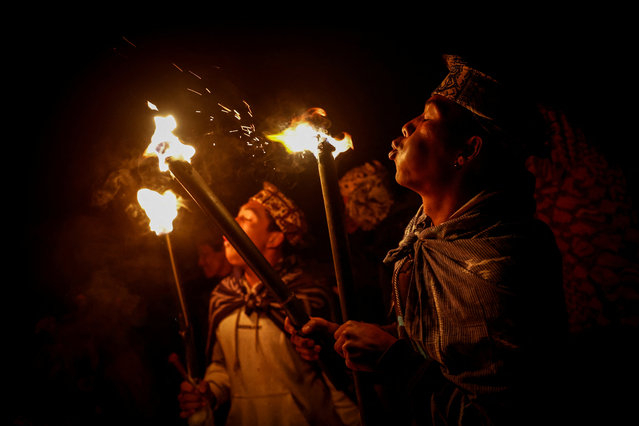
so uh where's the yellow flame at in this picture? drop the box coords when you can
[266,108,353,158]
[137,188,181,235]
[145,115,196,172]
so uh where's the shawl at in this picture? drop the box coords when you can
[383,187,566,422]
[205,255,334,358]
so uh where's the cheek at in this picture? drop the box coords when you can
[238,222,270,251]
[224,245,243,265]
[398,141,429,174]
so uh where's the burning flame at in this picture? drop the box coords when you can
[266,108,353,158]
[145,114,196,172]
[137,188,181,235]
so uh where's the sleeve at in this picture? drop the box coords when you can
[203,340,231,408]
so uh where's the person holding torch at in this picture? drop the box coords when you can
[178,182,359,426]
[286,55,568,425]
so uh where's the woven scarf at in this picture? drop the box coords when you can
[205,256,333,358]
[383,185,548,363]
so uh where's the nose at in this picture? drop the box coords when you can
[401,118,416,137]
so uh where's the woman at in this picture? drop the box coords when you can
[180,182,359,426]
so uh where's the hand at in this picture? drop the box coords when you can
[178,380,214,419]
[333,321,398,371]
[284,316,339,362]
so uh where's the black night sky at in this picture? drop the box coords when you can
[10,7,638,425]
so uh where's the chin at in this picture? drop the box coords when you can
[394,171,410,189]
[395,174,421,195]
[224,248,243,267]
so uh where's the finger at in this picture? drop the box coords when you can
[180,400,204,414]
[344,357,368,372]
[284,316,295,334]
[179,392,204,403]
[289,333,305,345]
[291,337,315,352]
[300,318,320,335]
[300,317,337,335]
[298,347,321,361]
[180,380,195,392]
[334,334,347,358]
[334,320,355,340]
[196,382,208,396]
[344,354,355,370]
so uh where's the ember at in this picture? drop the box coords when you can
[143,109,314,330]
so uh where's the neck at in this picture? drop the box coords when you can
[244,269,262,288]
[420,195,457,226]
[419,181,478,226]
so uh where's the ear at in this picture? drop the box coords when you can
[266,230,285,249]
[456,135,483,166]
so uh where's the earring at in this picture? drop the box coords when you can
[452,161,461,169]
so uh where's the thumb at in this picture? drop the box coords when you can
[301,317,338,336]
[284,316,295,334]
[180,380,195,392]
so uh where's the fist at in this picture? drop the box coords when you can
[334,321,397,371]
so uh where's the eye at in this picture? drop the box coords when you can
[237,209,257,224]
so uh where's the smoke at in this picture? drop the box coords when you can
[17,33,346,423]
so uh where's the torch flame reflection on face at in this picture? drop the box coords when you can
[266,108,353,158]
[145,115,196,172]
[137,188,181,235]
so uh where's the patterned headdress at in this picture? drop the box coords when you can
[431,55,507,124]
[431,54,548,158]
[250,182,307,246]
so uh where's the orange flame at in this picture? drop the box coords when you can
[137,188,181,235]
[145,114,196,172]
[266,108,353,158]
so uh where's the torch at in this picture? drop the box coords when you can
[266,108,372,425]
[136,188,199,380]
[137,188,213,425]
[143,114,312,330]
[143,111,352,393]
[138,188,196,382]
[266,108,358,322]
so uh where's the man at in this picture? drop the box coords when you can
[179,182,359,426]
[287,56,567,425]
[196,236,232,281]
[182,231,233,381]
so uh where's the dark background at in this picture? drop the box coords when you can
[10,6,637,425]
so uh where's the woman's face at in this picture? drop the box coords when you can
[389,95,462,196]
[223,200,275,266]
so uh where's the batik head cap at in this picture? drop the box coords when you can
[250,182,307,246]
[431,55,507,123]
[431,54,548,158]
